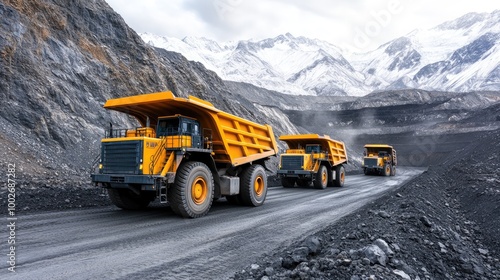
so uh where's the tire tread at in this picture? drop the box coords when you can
[168,161,214,218]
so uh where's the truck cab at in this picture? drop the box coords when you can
[156,115,203,149]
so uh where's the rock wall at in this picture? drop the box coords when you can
[0,0,295,178]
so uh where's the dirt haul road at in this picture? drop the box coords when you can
[2,168,424,280]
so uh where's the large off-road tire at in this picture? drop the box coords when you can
[239,164,267,206]
[281,177,296,188]
[107,189,153,210]
[383,164,391,176]
[314,165,328,189]
[391,165,396,176]
[364,168,370,175]
[168,161,214,218]
[334,165,346,188]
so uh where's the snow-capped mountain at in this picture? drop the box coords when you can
[141,10,500,96]
[141,32,370,96]
[140,34,236,76]
[351,10,500,92]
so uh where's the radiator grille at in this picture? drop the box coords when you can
[364,158,378,167]
[281,155,304,170]
[101,141,142,174]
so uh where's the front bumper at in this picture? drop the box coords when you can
[277,170,314,178]
[91,174,156,185]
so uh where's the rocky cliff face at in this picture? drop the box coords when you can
[0,0,294,180]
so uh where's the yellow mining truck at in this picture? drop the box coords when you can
[362,144,397,176]
[277,134,348,189]
[91,91,278,218]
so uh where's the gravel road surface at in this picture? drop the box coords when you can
[2,167,424,280]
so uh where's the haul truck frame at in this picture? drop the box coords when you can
[277,134,348,189]
[91,91,278,218]
[362,144,397,176]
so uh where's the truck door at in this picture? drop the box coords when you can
[192,122,201,149]
[180,119,202,149]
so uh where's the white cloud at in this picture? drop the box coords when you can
[105,0,499,51]
[106,0,211,39]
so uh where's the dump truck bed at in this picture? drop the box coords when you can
[279,134,348,165]
[364,144,394,149]
[103,91,278,167]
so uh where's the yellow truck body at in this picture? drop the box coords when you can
[277,134,348,189]
[362,144,397,176]
[91,91,278,218]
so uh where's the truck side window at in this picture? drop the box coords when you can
[306,145,320,153]
[157,118,179,136]
[158,120,166,135]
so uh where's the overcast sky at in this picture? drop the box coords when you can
[105,0,498,52]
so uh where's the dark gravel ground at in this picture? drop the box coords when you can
[0,173,111,214]
[233,129,500,280]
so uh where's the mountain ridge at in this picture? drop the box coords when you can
[142,10,500,96]
[141,32,370,96]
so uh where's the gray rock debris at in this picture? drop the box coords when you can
[355,244,388,266]
[304,236,321,255]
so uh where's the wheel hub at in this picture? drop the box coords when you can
[192,177,207,205]
[254,176,264,197]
